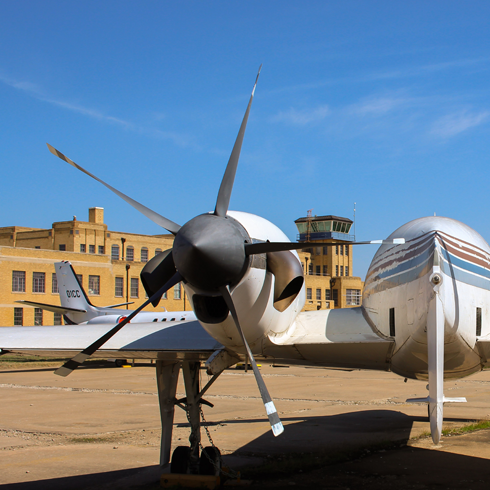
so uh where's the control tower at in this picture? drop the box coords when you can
[294,213,361,311]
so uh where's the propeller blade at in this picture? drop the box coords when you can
[140,249,176,307]
[54,271,183,377]
[219,285,284,437]
[46,143,181,235]
[214,65,262,218]
[245,238,405,256]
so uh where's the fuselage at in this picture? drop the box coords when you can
[363,216,490,380]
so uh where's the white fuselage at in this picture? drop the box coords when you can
[363,216,489,380]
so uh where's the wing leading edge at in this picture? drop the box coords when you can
[0,320,222,361]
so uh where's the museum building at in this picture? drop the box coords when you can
[0,208,363,326]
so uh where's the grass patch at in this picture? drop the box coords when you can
[69,435,117,444]
[442,420,490,436]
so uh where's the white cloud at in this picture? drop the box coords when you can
[270,104,330,125]
[431,110,489,138]
[348,96,409,116]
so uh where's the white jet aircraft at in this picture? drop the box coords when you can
[17,261,196,325]
[2,67,490,474]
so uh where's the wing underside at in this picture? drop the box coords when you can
[264,307,394,370]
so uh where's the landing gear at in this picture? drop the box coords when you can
[199,446,222,476]
[156,355,237,476]
[170,446,191,474]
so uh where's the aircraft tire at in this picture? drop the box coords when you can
[170,446,191,474]
[199,446,221,476]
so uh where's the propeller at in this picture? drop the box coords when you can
[49,66,404,437]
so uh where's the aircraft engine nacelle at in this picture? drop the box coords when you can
[184,211,305,354]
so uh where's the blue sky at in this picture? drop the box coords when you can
[1,1,490,278]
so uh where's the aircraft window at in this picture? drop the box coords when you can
[389,308,396,336]
[171,318,176,321]
[180,317,185,321]
[161,318,167,322]
[477,307,482,336]
[153,319,158,322]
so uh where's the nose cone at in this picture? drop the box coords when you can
[173,214,250,291]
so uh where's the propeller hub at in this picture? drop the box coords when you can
[173,214,250,291]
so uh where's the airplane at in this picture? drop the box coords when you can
[16,261,196,325]
[1,66,490,475]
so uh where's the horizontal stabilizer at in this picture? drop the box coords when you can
[406,396,467,404]
[16,300,86,314]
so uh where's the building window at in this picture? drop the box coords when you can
[335,245,338,255]
[54,312,62,325]
[115,277,123,297]
[35,246,40,249]
[12,271,26,292]
[332,289,339,307]
[340,245,344,256]
[111,245,119,260]
[14,308,23,326]
[340,266,344,276]
[162,290,167,299]
[316,288,321,300]
[59,244,66,251]
[345,246,349,256]
[174,283,181,300]
[89,244,95,254]
[315,247,321,255]
[308,263,313,275]
[306,288,312,300]
[325,289,331,301]
[316,265,321,276]
[323,246,328,255]
[52,273,58,294]
[346,289,361,306]
[323,265,328,276]
[32,272,45,293]
[130,278,139,298]
[98,245,105,255]
[80,244,86,253]
[155,248,162,256]
[88,275,100,295]
[76,274,83,286]
[126,246,134,261]
[345,266,349,277]
[34,308,43,326]
[335,265,339,276]
[141,247,149,262]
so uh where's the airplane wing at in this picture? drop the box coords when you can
[0,320,223,361]
[15,300,86,314]
[263,307,394,371]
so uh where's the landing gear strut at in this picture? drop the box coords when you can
[156,358,227,476]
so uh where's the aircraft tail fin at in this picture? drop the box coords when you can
[55,261,95,313]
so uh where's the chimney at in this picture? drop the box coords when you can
[89,207,104,224]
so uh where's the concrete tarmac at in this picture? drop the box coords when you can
[1,362,490,489]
